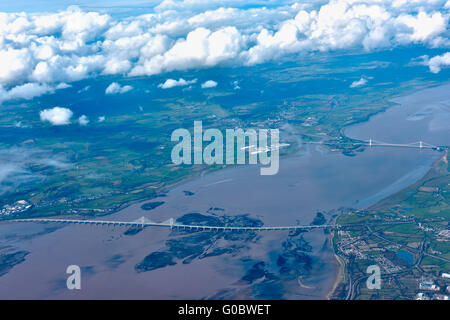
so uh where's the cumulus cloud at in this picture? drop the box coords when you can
[39,107,73,125]
[201,80,218,88]
[78,115,89,126]
[244,1,450,65]
[350,77,368,88]
[55,83,71,89]
[0,81,72,103]
[105,82,133,94]
[0,1,448,102]
[98,116,106,122]
[130,26,244,76]
[0,83,52,103]
[158,78,197,89]
[0,48,32,85]
[423,52,450,73]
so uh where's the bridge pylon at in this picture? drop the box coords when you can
[162,218,175,229]
[133,216,153,228]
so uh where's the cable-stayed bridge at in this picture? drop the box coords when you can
[4,138,447,232]
[9,217,411,232]
[10,217,331,231]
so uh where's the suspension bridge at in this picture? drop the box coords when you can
[307,139,447,151]
[4,138,447,232]
[363,139,446,150]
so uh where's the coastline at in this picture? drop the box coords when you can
[1,81,448,299]
[326,83,450,300]
[327,214,347,300]
[62,83,450,299]
[327,149,448,300]
[108,81,450,220]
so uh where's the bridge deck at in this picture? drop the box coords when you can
[8,218,412,232]
[306,139,447,151]
[10,218,332,231]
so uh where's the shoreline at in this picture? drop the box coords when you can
[326,82,450,300]
[107,81,450,221]
[7,80,446,223]
[327,149,448,300]
[327,214,347,300]
[2,81,448,299]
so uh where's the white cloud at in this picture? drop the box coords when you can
[78,85,90,93]
[98,116,106,122]
[55,83,71,89]
[158,78,197,89]
[130,26,244,76]
[0,1,448,101]
[423,52,450,73]
[396,11,447,45]
[39,107,73,125]
[0,147,71,195]
[0,83,57,103]
[201,80,218,88]
[103,58,132,75]
[78,115,89,126]
[105,82,133,94]
[61,7,111,42]
[350,77,368,88]
[0,48,32,85]
[244,1,450,65]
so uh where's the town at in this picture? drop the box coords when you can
[0,200,32,217]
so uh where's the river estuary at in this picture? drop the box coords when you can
[0,83,449,299]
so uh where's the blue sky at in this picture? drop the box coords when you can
[0,0,295,14]
[0,1,159,13]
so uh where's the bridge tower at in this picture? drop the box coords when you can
[169,218,174,229]
[133,216,151,228]
[369,138,372,148]
[419,141,423,149]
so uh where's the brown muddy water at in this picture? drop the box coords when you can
[0,84,449,299]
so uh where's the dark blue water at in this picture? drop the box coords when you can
[396,250,414,265]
